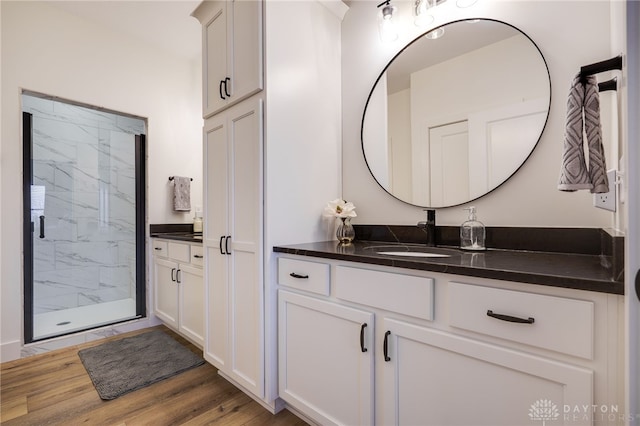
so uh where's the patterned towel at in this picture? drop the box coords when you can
[173,176,191,212]
[558,73,609,193]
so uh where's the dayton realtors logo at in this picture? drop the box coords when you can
[529,399,560,425]
[529,399,624,423]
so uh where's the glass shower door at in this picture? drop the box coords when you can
[23,93,146,342]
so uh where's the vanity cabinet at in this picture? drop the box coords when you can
[380,319,591,426]
[192,0,263,118]
[277,255,621,426]
[279,291,374,426]
[203,96,264,397]
[152,239,204,347]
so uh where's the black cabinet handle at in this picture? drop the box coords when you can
[154,247,162,251]
[171,268,176,282]
[360,323,368,353]
[176,269,181,284]
[219,236,225,255]
[225,236,231,255]
[636,269,640,303]
[193,254,203,259]
[289,272,309,279]
[219,80,226,100]
[224,77,231,97]
[39,215,45,239]
[383,331,391,362]
[486,310,535,324]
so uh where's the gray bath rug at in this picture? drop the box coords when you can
[78,329,205,400]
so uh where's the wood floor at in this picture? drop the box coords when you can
[0,326,308,426]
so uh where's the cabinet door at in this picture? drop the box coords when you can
[153,258,179,329]
[229,0,263,105]
[226,97,264,397]
[199,0,263,118]
[380,318,593,426]
[178,263,204,347]
[203,98,264,397]
[202,0,227,117]
[279,291,374,426]
[204,113,229,368]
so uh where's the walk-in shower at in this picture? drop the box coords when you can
[22,92,146,342]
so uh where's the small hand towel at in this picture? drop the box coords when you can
[583,75,609,193]
[558,74,609,193]
[172,176,191,212]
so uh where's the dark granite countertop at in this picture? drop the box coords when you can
[150,224,202,243]
[273,240,624,295]
[151,232,203,243]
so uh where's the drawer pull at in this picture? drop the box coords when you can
[193,254,203,259]
[360,323,368,353]
[486,310,535,324]
[289,272,309,279]
[154,247,162,251]
[383,331,391,362]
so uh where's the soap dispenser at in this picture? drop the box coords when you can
[460,206,485,251]
[193,207,203,233]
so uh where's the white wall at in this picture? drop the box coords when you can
[342,0,619,227]
[1,1,202,360]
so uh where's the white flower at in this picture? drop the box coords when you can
[323,198,357,219]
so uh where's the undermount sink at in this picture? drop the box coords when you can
[364,245,461,258]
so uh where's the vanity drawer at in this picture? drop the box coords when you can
[278,258,330,296]
[168,242,190,263]
[448,282,594,359]
[335,266,434,320]
[191,245,204,266]
[152,240,168,256]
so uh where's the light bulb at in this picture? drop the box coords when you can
[377,3,398,42]
[414,0,434,27]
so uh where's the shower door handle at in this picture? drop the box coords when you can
[39,215,45,239]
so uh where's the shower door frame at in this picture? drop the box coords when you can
[22,107,147,344]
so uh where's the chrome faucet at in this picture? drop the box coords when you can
[417,209,436,246]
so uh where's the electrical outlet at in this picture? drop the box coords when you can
[593,169,617,212]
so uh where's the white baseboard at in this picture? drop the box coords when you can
[0,339,22,363]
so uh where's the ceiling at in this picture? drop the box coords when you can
[49,0,202,61]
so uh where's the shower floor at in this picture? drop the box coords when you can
[34,298,138,341]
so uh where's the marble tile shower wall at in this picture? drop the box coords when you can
[23,95,145,315]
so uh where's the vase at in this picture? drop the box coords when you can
[336,217,355,244]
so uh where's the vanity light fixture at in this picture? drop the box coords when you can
[377,0,399,42]
[414,0,436,27]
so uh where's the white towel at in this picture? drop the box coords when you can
[558,73,609,193]
[173,176,191,212]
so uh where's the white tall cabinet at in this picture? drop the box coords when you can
[203,97,264,397]
[193,0,346,410]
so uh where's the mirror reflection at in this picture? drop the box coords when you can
[362,19,551,208]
